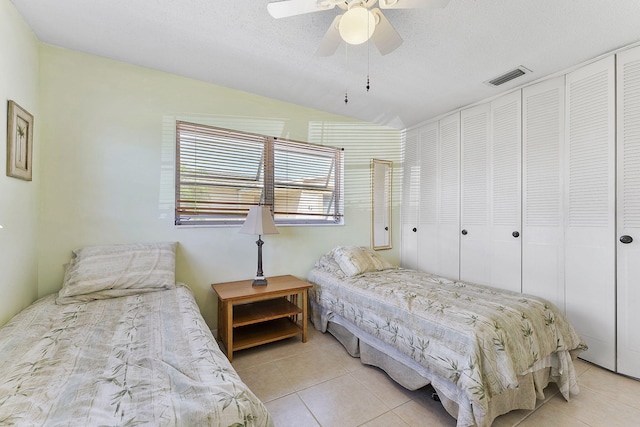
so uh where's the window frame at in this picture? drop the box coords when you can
[175,121,344,227]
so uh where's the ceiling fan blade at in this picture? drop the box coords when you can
[371,9,403,55]
[267,0,335,19]
[315,15,342,56]
[378,0,450,9]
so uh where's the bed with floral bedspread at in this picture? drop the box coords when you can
[0,242,272,427]
[308,246,587,427]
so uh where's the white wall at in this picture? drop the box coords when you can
[0,1,40,325]
[37,45,402,328]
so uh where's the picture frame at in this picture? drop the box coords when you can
[6,100,34,181]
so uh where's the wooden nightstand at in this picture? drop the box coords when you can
[211,275,312,361]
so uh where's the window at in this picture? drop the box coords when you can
[175,121,344,226]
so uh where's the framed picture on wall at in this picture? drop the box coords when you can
[6,100,34,181]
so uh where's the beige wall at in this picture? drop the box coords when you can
[0,2,40,325]
[37,45,402,329]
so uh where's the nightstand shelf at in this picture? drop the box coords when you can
[211,275,312,361]
[233,298,302,327]
[234,318,303,351]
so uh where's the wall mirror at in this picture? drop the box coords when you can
[371,159,392,250]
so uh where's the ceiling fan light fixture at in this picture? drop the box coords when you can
[339,6,376,45]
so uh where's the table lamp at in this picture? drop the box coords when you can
[239,205,280,286]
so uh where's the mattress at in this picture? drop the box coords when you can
[0,284,273,426]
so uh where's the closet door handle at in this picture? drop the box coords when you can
[461,229,468,235]
[412,227,417,233]
[385,226,389,231]
[620,235,633,244]
[512,231,520,238]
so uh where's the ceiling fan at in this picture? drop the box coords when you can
[267,0,450,56]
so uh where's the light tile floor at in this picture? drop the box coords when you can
[232,322,640,427]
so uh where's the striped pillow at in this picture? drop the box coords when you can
[331,246,394,277]
[56,242,177,304]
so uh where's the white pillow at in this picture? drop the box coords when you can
[361,246,394,271]
[331,246,394,277]
[315,253,346,277]
[56,242,177,304]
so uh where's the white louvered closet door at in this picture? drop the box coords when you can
[417,122,439,273]
[460,103,491,285]
[489,91,522,292]
[616,46,640,379]
[522,77,566,311]
[401,128,420,269]
[438,112,461,280]
[565,56,616,370]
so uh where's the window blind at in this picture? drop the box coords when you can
[272,138,343,224]
[176,121,343,226]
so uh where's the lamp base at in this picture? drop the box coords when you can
[252,276,268,286]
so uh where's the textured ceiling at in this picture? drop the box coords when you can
[10,0,640,129]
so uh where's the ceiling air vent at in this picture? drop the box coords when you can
[485,66,532,87]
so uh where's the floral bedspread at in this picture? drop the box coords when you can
[0,284,272,427]
[308,267,587,425]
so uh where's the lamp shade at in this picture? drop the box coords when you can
[339,6,376,45]
[238,206,280,235]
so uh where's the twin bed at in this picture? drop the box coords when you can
[308,246,587,427]
[0,242,273,426]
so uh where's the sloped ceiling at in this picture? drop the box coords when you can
[10,0,640,129]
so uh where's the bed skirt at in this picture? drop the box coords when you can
[311,300,562,427]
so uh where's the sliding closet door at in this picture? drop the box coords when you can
[489,91,522,292]
[401,128,420,269]
[522,76,566,310]
[617,46,640,379]
[417,122,439,273]
[438,112,461,280]
[460,103,491,284]
[460,93,521,290]
[411,117,460,278]
[565,56,616,370]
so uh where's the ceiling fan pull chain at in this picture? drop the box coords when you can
[344,40,349,104]
[366,13,371,92]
